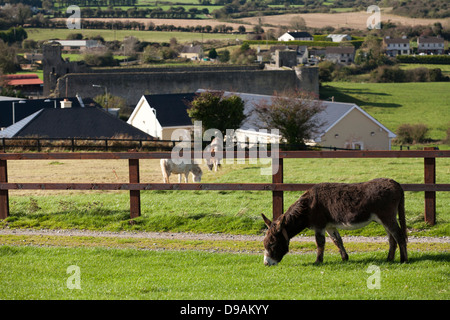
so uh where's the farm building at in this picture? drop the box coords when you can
[127,93,196,140]
[180,44,204,60]
[326,34,352,42]
[48,40,104,52]
[0,98,151,139]
[3,74,43,95]
[278,31,313,42]
[128,91,395,150]
[219,91,396,150]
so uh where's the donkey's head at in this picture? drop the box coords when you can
[192,165,203,182]
[261,214,289,266]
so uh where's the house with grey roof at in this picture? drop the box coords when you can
[180,44,203,60]
[218,91,396,150]
[417,36,445,55]
[278,31,313,42]
[325,46,355,65]
[127,90,396,150]
[383,36,410,57]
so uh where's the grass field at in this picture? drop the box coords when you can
[2,156,450,236]
[0,245,448,299]
[25,28,247,43]
[320,82,450,141]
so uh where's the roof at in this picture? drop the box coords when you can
[286,31,313,38]
[0,97,100,128]
[0,107,153,139]
[418,36,444,43]
[325,46,355,54]
[143,93,196,127]
[384,37,409,44]
[180,45,203,54]
[4,74,43,86]
[48,40,102,48]
[203,90,396,140]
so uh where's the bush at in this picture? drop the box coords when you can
[396,123,429,144]
[396,55,450,65]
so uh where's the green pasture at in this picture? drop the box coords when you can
[0,245,448,299]
[2,157,450,236]
[320,82,450,141]
[24,28,247,43]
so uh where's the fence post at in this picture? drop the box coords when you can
[0,159,9,219]
[424,149,436,225]
[272,157,283,221]
[129,158,141,219]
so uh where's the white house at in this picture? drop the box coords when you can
[383,36,410,56]
[278,31,313,42]
[127,93,196,140]
[417,36,445,55]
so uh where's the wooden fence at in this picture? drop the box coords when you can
[0,150,449,225]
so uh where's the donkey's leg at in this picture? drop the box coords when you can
[314,230,326,264]
[327,228,349,261]
[387,234,397,261]
[382,219,408,263]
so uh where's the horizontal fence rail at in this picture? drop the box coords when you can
[0,150,449,225]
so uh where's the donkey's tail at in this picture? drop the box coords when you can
[398,189,408,243]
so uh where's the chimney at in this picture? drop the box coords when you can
[60,98,72,109]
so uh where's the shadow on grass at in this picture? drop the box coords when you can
[319,84,402,109]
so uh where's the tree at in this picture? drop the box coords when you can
[253,89,325,147]
[208,48,218,59]
[187,91,246,136]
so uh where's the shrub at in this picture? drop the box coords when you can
[396,123,429,144]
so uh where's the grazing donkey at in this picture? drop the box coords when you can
[204,137,223,172]
[262,178,408,265]
[160,159,202,183]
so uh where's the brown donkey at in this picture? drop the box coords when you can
[262,178,408,265]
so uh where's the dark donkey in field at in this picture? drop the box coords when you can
[262,178,408,265]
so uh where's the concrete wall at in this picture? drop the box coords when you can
[55,68,317,106]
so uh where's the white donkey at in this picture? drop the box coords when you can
[204,137,223,172]
[160,158,202,183]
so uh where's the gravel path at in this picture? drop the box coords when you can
[1,228,449,244]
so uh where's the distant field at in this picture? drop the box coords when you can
[241,11,449,29]
[25,27,247,43]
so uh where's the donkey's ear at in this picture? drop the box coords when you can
[276,214,287,232]
[261,213,272,228]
